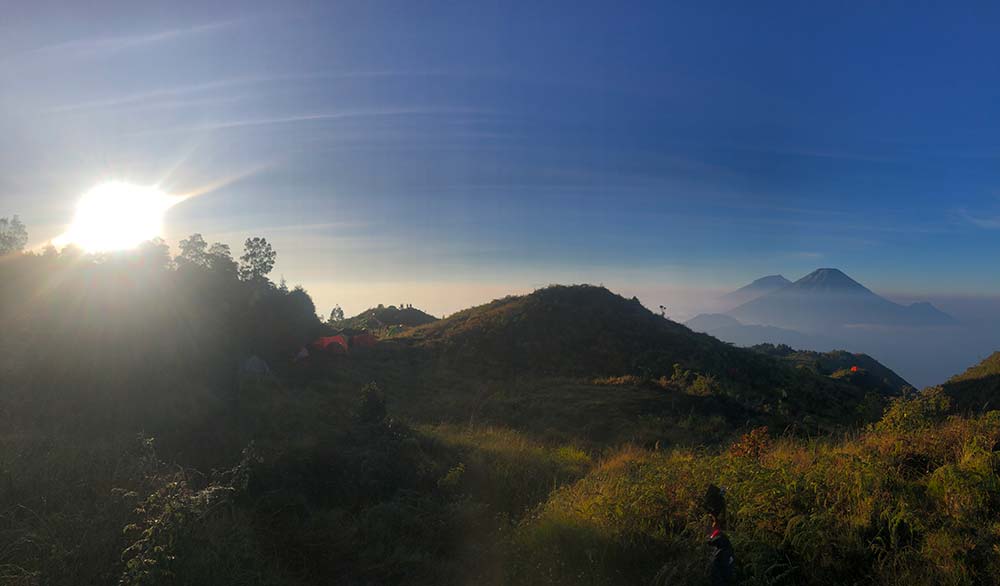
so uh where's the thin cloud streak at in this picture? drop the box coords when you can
[48,70,460,113]
[959,209,1000,229]
[48,78,263,113]
[123,108,490,137]
[25,19,241,58]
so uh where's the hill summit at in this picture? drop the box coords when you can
[399,285,709,377]
[341,304,437,331]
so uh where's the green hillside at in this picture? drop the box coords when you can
[339,304,438,332]
[751,343,912,395]
[376,285,889,433]
[941,352,1000,412]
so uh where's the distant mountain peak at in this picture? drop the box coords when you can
[747,275,791,288]
[792,268,871,293]
[719,274,792,310]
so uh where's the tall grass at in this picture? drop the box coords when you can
[508,408,1000,585]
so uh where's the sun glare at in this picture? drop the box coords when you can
[57,182,179,252]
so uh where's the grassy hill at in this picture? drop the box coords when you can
[340,285,897,437]
[751,343,912,395]
[941,351,1000,412]
[339,304,438,332]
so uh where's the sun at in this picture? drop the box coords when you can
[56,181,180,252]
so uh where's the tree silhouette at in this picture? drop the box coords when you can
[329,305,345,323]
[239,237,276,282]
[0,215,28,255]
[177,233,209,268]
[206,242,237,275]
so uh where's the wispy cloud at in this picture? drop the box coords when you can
[48,70,458,113]
[959,208,1000,229]
[48,77,261,113]
[124,107,489,137]
[719,142,900,163]
[26,19,241,59]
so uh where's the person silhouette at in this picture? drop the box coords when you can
[703,484,736,585]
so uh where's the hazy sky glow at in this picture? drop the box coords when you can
[3,1,1000,316]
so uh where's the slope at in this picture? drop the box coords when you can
[940,351,1000,412]
[751,343,912,395]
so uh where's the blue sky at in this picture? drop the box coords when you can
[2,1,1000,316]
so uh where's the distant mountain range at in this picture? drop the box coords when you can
[687,269,963,387]
[686,314,840,351]
[727,268,955,331]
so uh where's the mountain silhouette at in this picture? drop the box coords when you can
[685,313,841,351]
[727,268,955,331]
[718,274,791,309]
[684,313,743,332]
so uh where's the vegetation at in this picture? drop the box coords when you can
[511,405,1000,585]
[1,224,999,585]
[0,215,28,255]
[337,303,438,334]
[942,352,1000,413]
[752,343,913,396]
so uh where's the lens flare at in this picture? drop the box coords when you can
[55,181,181,252]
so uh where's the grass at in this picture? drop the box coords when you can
[508,405,1000,585]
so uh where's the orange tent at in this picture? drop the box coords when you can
[313,335,348,354]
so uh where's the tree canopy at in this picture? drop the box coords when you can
[0,215,28,255]
[239,236,276,282]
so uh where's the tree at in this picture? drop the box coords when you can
[177,233,209,268]
[0,215,28,255]
[136,238,173,271]
[206,242,237,276]
[329,305,345,323]
[238,237,276,282]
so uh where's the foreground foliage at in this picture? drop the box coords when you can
[511,393,1000,585]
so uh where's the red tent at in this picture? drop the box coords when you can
[313,335,348,354]
[850,365,859,373]
[351,332,377,349]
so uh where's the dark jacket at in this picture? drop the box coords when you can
[707,530,736,586]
